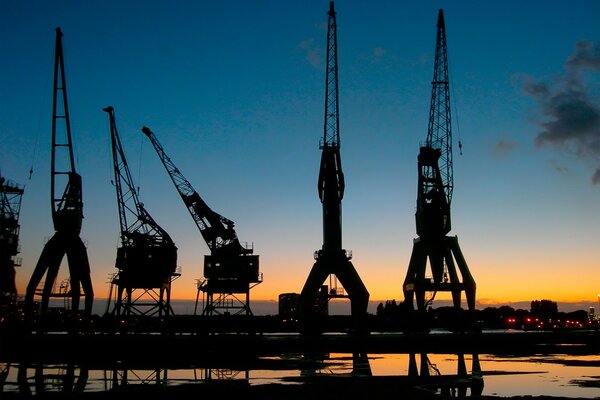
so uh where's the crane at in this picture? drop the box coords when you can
[0,176,25,308]
[300,2,369,333]
[403,10,476,322]
[104,107,178,318]
[25,27,93,317]
[141,127,260,316]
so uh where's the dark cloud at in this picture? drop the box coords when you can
[566,40,600,71]
[523,41,600,185]
[593,169,600,185]
[493,138,518,156]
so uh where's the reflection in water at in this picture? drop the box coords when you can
[2,353,598,398]
[105,368,168,390]
[408,353,483,397]
[17,363,88,395]
[298,352,372,377]
[195,368,249,381]
[0,363,10,392]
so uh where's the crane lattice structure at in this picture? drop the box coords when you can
[300,2,369,333]
[142,127,261,316]
[0,176,24,308]
[403,10,476,320]
[25,28,94,317]
[104,107,179,318]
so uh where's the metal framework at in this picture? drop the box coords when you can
[403,10,476,317]
[142,127,261,316]
[0,176,24,307]
[25,27,93,317]
[104,107,179,318]
[300,2,369,332]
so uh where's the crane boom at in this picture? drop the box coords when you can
[51,27,83,234]
[105,108,174,248]
[141,127,248,256]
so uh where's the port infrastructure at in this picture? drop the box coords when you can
[300,2,370,333]
[25,28,94,317]
[104,107,179,318]
[403,10,476,318]
[142,127,261,316]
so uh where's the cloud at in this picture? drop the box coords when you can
[566,40,600,71]
[298,38,323,69]
[493,138,519,156]
[373,47,386,58]
[522,40,600,185]
[550,160,569,174]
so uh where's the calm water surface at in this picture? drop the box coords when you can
[2,353,598,398]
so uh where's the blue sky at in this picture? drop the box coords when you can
[1,0,599,308]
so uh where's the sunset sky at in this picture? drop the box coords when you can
[2,0,599,310]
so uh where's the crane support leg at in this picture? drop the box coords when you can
[403,235,476,318]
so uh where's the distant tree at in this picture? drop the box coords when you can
[376,302,384,316]
[531,300,558,319]
[565,310,589,323]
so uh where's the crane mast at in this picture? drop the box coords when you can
[403,10,476,328]
[426,10,453,206]
[142,127,259,316]
[104,107,177,318]
[300,2,369,334]
[25,27,93,318]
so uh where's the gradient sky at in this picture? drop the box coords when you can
[1,0,599,309]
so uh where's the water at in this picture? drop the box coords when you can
[2,352,598,397]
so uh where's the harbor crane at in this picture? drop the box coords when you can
[403,10,476,319]
[142,127,260,316]
[0,176,25,308]
[300,2,370,332]
[25,28,93,317]
[104,107,178,317]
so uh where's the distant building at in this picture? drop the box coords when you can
[279,286,328,321]
[589,307,597,322]
[279,293,301,322]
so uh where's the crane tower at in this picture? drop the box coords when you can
[104,107,179,318]
[142,127,261,316]
[403,10,476,318]
[300,2,370,332]
[25,28,94,317]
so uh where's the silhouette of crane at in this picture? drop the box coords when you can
[300,2,369,333]
[142,127,260,316]
[104,107,178,318]
[0,176,24,309]
[25,28,93,318]
[403,10,476,321]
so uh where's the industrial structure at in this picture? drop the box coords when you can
[25,28,94,317]
[403,10,476,317]
[142,127,261,316]
[300,2,369,331]
[104,107,179,318]
[0,176,24,309]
